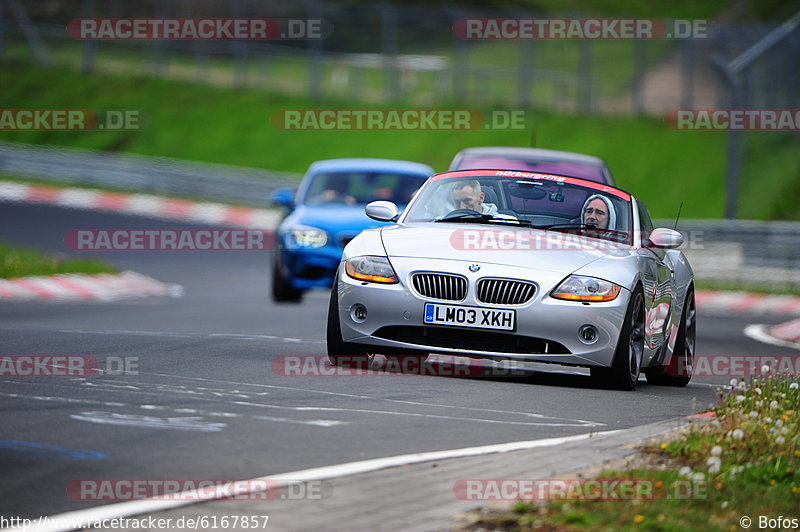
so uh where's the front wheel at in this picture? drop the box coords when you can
[645,287,695,387]
[271,251,303,303]
[591,287,645,391]
[327,274,373,369]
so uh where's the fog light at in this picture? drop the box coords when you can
[579,325,598,344]
[351,304,368,322]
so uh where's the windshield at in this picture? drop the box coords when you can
[401,171,632,244]
[458,155,604,182]
[301,171,427,206]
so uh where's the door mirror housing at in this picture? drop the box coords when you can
[365,201,399,222]
[648,228,684,249]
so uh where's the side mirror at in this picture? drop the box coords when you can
[648,228,684,249]
[365,201,399,222]
[271,188,294,208]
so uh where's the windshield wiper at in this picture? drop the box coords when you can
[534,223,591,230]
[436,214,532,226]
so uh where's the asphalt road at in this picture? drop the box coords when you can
[0,202,796,521]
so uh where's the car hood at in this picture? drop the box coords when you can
[380,223,614,274]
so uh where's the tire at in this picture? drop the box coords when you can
[327,274,373,369]
[271,250,303,303]
[591,286,645,391]
[645,287,695,387]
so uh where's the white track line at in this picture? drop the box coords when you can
[0,343,604,427]
[128,371,605,426]
[4,376,595,428]
[0,391,347,428]
[94,373,605,427]
[744,324,800,352]
[1,430,618,532]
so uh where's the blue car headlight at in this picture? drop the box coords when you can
[286,225,328,248]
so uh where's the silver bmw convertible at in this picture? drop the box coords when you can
[327,169,695,390]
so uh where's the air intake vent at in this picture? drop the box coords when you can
[411,273,467,301]
[476,278,536,305]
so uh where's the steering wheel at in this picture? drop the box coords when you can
[443,208,482,218]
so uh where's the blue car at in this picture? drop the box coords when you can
[270,158,433,302]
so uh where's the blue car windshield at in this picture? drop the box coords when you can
[301,172,427,206]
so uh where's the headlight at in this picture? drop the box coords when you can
[551,275,622,302]
[287,225,328,248]
[345,256,398,284]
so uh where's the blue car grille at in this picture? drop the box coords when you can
[411,273,467,301]
[476,278,536,305]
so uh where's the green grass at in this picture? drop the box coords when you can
[0,241,117,278]
[466,375,800,531]
[458,38,677,105]
[1,60,798,220]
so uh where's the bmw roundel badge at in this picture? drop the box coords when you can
[468,264,480,272]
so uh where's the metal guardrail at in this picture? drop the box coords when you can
[0,142,300,207]
[656,219,800,288]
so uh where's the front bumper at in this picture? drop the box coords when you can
[279,244,342,290]
[336,257,631,368]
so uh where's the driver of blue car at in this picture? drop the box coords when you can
[315,174,356,205]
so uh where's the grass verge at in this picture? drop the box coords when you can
[0,241,117,278]
[462,374,799,531]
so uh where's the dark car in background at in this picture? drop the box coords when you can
[449,147,616,185]
[270,158,433,302]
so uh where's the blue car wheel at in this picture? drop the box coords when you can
[271,250,303,303]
